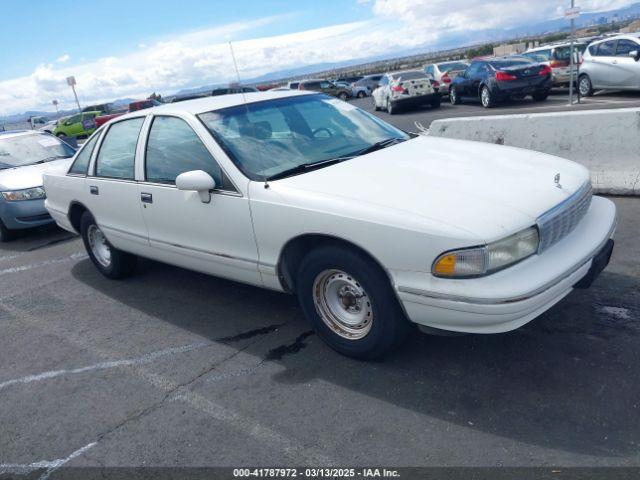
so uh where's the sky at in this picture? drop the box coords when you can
[0,0,636,115]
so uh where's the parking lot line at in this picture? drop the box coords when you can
[0,441,97,479]
[0,252,86,277]
[0,341,211,392]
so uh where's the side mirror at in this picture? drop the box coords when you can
[629,50,639,61]
[176,170,215,203]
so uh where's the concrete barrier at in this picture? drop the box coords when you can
[429,108,640,195]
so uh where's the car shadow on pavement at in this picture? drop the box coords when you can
[70,257,639,458]
[0,225,76,253]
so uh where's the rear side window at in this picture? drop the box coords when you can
[616,39,639,56]
[596,41,616,56]
[95,118,144,179]
[145,116,226,188]
[69,132,100,175]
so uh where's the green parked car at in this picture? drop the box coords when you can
[53,111,101,138]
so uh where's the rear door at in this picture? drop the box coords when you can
[590,40,618,87]
[138,114,261,285]
[85,116,149,255]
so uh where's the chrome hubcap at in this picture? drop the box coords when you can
[579,78,589,95]
[313,269,373,340]
[450,89,456,103]
[481,88,489,106]
[87,224,111,268]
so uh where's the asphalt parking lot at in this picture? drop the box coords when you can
[1,109,640,476]
[352,89,640,131]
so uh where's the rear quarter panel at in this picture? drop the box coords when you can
[43,172,86,233]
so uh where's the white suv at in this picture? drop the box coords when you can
[579,34,640,96]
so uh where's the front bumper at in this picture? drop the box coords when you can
[0,198,54,230]
[395,196,616,334]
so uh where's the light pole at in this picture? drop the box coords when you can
[52,99,59,117]
[566,1,581,105]
[66,76,82,113]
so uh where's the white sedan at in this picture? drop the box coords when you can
[43,91,617,359]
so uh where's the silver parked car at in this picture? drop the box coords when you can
[424,61,469,95]
[523,41,588,87]
[579,34,640,96]
[0,131,76,241]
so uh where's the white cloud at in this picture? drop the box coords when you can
[0,1,635,115]
[56,54,70,63]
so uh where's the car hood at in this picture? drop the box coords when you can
[0,158,73,191]
[271,136,590,242]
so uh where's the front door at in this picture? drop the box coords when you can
[612,39,640,88]
[138,115,261,286]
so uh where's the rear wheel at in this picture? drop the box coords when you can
[338,92,349,101]
[480,86,495,108]
[296,245,411,359]
[80,212,137,279]
[357,90,366,98]
[532,90,549,102]
[56,132,65,138]
[386,98,395,115]
[579,74,593,97]
[450,86,461,105]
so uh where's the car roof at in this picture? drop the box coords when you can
[589,33,640,45]
[527,41,588,52]
[114,90,315,119]
[0,130,42,139]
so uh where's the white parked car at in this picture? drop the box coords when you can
[579,34,640,96]
[43,91,617,359]
[424,61,469,95]
[372,70,441,114]
[335,81,369,98]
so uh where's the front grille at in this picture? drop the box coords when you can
[537,182,592,253]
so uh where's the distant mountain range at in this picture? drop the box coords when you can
[4,2,640,120]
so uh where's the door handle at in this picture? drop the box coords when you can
[141,192,153,204]
[89,186,99,195]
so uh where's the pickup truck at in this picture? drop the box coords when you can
[94,100,161,128]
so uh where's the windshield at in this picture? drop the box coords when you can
[394,71,427,80]
[439,62,468,72]
[0,134,75,169]
[199,94,408,180]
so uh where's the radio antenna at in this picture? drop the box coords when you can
[228,41,269,187]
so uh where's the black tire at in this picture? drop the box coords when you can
[80,211,137,279]
[0,219,13,243]
[386,99,395,115]
[480,85,496,108]
[357,91,366,98]
[532,90,549,102]
[56,132,65,138]
[296,245,411,359]
[430,95,441,108]
[579,74,593,97]
[338,92,349,101]
[450,87,461,105]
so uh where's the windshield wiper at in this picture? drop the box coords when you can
[347,137,406,158]
[33,155,70,164]
[267,157,348,181]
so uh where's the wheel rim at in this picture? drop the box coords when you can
[579,78,590,95]
[313,269,373,340]
[387,99,391,112]
[87,224,112,268]
[481,88,490,106]
[450,88,456,104]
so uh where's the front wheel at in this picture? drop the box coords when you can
[56,132,65,138]
[480,86,495,108]
[338,92,349,101]
[296,245,411,359]
[0,219,13,243]
[430,95,441,108]
[357,90,366,98]
[579,75,593,97]
[80,212,137,279]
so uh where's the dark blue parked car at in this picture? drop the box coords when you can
[450,57,553,108]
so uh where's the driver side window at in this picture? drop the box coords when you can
[145,116,227,188]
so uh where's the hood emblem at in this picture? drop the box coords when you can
[554,173,562,189]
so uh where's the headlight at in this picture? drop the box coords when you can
[1,187,46,202]
[432,226,539,278]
